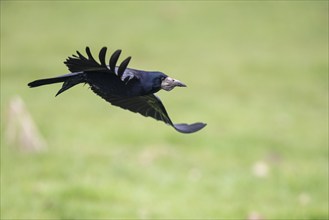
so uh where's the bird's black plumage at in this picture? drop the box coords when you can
[28,47,206,133]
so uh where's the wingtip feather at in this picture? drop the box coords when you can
[117,56,131,77]
[109,49,122,71]
[99,47,107,67]
[173,122,207,134]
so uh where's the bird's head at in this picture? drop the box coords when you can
[160,75,187,91]
[148,71,187,93]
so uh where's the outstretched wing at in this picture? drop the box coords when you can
[104,94,173,125]
[96,93,206,133]
[64,47,138,83]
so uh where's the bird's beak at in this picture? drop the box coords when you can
[173,78,187,87]
[161,77,187,91]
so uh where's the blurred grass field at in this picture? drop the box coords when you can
[1,1,328,219]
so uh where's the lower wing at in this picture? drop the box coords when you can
[94,93,206,133]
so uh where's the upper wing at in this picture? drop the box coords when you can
[64,47,139,83]
[99,93,206,133]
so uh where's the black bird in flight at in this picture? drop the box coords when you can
[28,47,206,133]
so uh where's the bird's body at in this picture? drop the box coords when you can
[87,69,165,97]
[28,47,206,133]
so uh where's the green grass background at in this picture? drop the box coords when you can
[1,1,328,219]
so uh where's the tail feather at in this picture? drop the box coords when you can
[28,72,85,96]
[28,72,83,87]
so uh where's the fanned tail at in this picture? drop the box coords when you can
[28,72,85,96]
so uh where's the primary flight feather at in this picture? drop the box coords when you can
[28,47,206,133]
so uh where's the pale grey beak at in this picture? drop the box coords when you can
[161,77,187,91]
[173,79,187,87]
